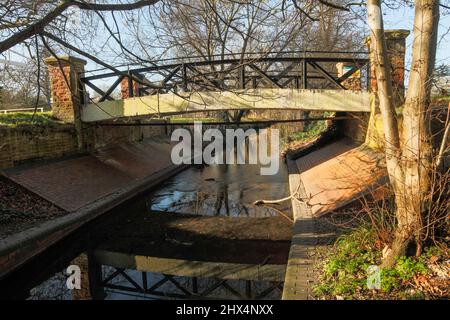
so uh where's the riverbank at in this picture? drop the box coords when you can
[313,224,449,299]
[0,138,188,279]
[281,112,449,300]
[0,176,66,239]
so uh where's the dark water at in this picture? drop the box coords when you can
[1,161,292,300]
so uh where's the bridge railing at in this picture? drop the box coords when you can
[80,50,369,103]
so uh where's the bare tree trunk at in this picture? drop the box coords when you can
[367,0,402,170]
[384,0,439,266]
[367,0,405,254]
[367,0,439,268]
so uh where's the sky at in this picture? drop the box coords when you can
[88,4,449,76]
[83,4,450,90]
[383,5,450,70]
[2,3,450,86]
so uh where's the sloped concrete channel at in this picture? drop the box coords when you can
[0,151,293,299]
[0,138,188,279]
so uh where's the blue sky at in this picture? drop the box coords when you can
[383,5,450,69]
[79,4,450,76]
[3,4,450,81]
[66,5,450,91]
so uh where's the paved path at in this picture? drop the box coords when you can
[283,139,386,299]
[282,160,316,299]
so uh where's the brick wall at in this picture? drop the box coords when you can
[0,122,169,170]
[120,76,140,99]
[45,56,87,124]
[336,62,362,91]
[46,64,74,122]
[84,123,166,150]
[0,125,79,169]
[366,29,410,107]
[340,112,370,144]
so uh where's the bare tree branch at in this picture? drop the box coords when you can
[0,0,160,54]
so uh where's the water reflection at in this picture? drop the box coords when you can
[3,162,292,300]
[30,263,284,300]
[147,163,290,218]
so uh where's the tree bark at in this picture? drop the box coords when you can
[367,0,405,218]
[383,0,439,267]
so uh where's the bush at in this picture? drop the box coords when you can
[288,119,328,142]
[313,226,380,298]
[313,225,431,299]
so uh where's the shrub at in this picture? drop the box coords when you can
[314,225,431,299]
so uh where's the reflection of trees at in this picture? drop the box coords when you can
[214,184,229,216]
[145,136,289,217]
[28,272,70,300]
[213,165,230,216]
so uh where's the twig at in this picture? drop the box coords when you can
[436,103,450,169]
[253,195,293,205]
[262,204,294,223]
[31,35,41,121]
[253,179,306,206]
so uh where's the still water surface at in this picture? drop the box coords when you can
[3,161,292,300]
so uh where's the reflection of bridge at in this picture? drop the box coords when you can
[79,51,371,121]
[88,209,289,300]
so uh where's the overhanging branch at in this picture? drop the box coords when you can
[317,0,350,11]
[74,0,159,11]
[40,31,161,90]
[0,0,160,54]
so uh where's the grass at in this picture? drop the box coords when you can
[313,225,437,300]
[288,119,328,142]
[0,112,61,127]
[284,112,335,144]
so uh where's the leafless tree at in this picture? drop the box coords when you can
[0,1,161,111]
[367,0,450,267]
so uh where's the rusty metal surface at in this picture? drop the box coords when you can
[2,140,175,212]
[295,139,387,216]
